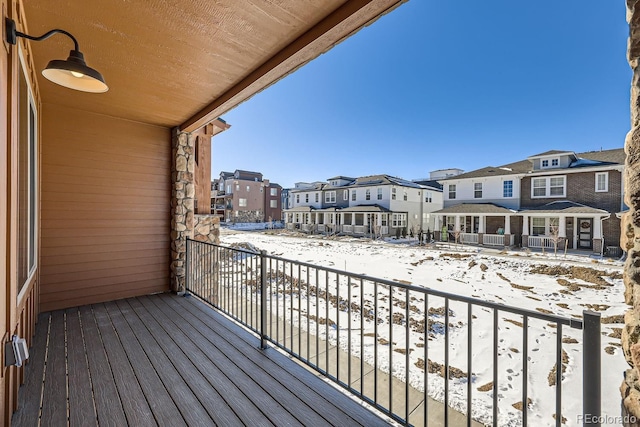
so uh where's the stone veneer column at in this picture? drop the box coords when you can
[622,2,640,423]
[170,130,195,293]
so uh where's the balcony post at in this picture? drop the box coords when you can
[260,250,268,350]
[583,311,601,424]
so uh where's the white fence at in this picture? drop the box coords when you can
[528,235,555,249]
[460,233,479,244]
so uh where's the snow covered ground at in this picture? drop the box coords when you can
[219,228,626,426]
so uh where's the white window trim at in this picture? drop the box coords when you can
[324,191,336,203]
[595,172,609,192]
[540,157,559,169]
[17,47,39,303]
[474,182,482,199]
[343,189,348,199]
[239,198,247,207]
[377,188,383,200]
[448,184,456,200]
[503,180,513,198]
[531,175,566,198]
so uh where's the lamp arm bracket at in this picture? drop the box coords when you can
[5,17,79,51]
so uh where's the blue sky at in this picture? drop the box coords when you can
[212,0,630,189]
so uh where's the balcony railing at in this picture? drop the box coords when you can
[460,232,479,244]
[482,233,514,246]
[342,224,353,233]
[528,236,555,249]
[186,239,602,427]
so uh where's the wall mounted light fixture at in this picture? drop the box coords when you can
[5,17,108,93]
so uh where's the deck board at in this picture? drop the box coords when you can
[77,305,128,426]
[103,301,187,427]
[65,308,98,427]
[124,297,245,426]
[92,303,157,427]
[139,295,304,425]
[12,313,49,427]
[11,293,390,427]
[162,294,384,427]
[113,299,213,426]
[168,294,390,427]
[41,310,68,426]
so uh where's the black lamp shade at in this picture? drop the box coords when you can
[42,50,108,93]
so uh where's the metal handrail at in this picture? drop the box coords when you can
[185,238,601,427]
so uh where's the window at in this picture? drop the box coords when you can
[532,178,546,197]
[474,183,482,198]
[236,184,240,191]
[365,189,371,200]
[391,188,397,200]
[503,180,513,198]
[325,191,336,203]
[541,158,559,169]
[343,190,348,199]
[425,192,432,203]
[381,215,388,226]
[305,194,309,203]
[531,218,545,235]
[377,188,383,200]
[246,185,250,192]
[260,187,263,193]
[531,176,565,198]
[595,172,608,192]
[392,213,407,227]
[351,191,356,201]
[403,191,408,201]
[270,200,277,208]
[448,184,456,199]
[315,193,319,203]
[17,52,37,296]
[227,185,231,194]
[239,198,247,207]
[549,177,565,196]
[270,188,278,196]
[296,194,300,203]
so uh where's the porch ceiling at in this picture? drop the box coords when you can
[22,0,405,131]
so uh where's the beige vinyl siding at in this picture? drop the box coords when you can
[40,104,171,311]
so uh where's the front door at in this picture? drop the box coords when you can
[578,218,593,249]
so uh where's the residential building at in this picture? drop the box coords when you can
[264,182,283,223]
[212,170,282,223]
[433,149,625,253]
[284,175,443,236]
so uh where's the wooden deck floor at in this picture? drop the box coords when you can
[11,293,390,426]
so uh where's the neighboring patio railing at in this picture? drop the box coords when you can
[460,232,479,244]
[482,233,507,246]
[186,239,601,427]
[528,235,555,249]
[354,225,366,234]
[342,224,354,233]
